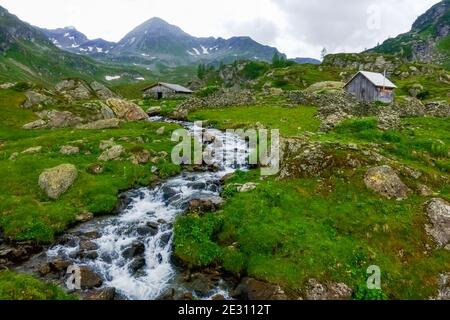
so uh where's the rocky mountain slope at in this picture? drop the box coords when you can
[0,6,149,84]
[41,17,285,67]
[370,0,450,68]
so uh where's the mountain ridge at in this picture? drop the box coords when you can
[40,17,289,67]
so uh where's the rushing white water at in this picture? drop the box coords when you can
[46,120,251,300]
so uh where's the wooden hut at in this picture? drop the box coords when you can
[344,71,396,103]
[143,82,193,100]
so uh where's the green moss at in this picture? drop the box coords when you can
[0,271,76,300]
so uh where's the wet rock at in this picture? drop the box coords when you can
[58,235,79,247]
[212,295,226,300]
[0,242,42,267]
[364,165,410,200]
[77,266,103,289]
[106,98,148,121]
[232,278,287,300]
[162,186,178,201]
[160,233,172,247]
[60,145,79,155]
[80,251,99,260]
[83,287,116,300]
[305,279,353,300]
[185,273,217,296]
[38,164,78,199]
[122,241,146,259]
[98,145,124,162]
[79,230,101,240]
[79,241,98,251]
[77,118,121,130]
[129,257,146,273]
[220,173,235,184]
[188,197,223,213]
[50,259,72,272]
[425,198,450,249]
[137,225,158,237]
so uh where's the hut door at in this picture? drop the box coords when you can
[157,92,163,100]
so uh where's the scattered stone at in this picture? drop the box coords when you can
[425,198,450,248]
[98,145,124,162]
[79,241,98,251]
[9,152,19,161]
[305,279,353,300]
[237,183,258,193]
[377,109,401,131]
[232,278,287,300]
[76,118,120,130]
[38,164,78,199]
[418,184,435,197]
[60,145,79,155]
[22,146,42,154]
[86,164,104,175]
[364,165,410,200]
[23,119,47,130]
[147,106,161,117]
[156,127,165,135]
[130,150,151,165]
[106,98,148,121]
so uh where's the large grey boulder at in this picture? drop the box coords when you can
[426,198,450,249]
[364,165,410,200]
[106,98,148,121]
[22,91,54,109]
[23,119,47,130]
[38,164,78,199]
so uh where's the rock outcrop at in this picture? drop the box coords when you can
[55,79,93,101]
[305,279,353,300]
[38,164,78,199]
[364,166,410,200]
[76,118,121,130]
[106,98,148,121]
[90,81,117,100]
[425,198,450,249]
[232,278,288,300]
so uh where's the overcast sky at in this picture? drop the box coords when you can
[0,0,442,59]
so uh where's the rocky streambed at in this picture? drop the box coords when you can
[11,119,252,300]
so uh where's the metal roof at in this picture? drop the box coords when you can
[346,71,397,89]
[144,82,193,93]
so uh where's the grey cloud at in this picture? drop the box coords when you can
[224,18,280,46]
[273,0,440,53]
